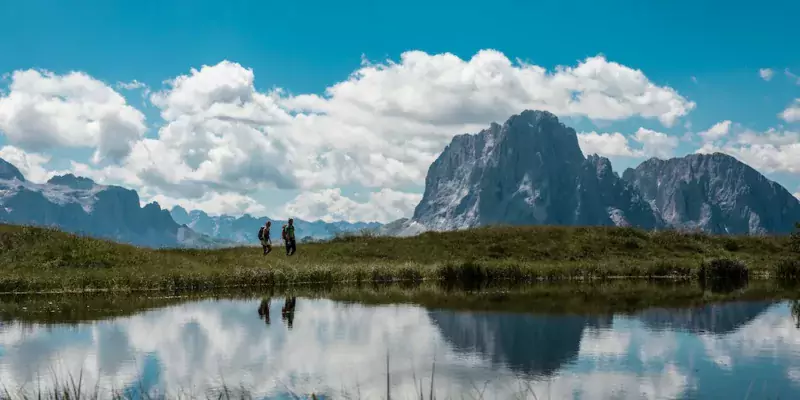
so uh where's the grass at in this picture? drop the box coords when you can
[0,223,799,293]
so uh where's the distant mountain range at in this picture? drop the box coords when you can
[0,161,224,248]
[382,110,800,236]
[169,206,382,245]
[0,158,382,248]
[2,109,797,248]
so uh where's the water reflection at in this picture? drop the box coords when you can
[0,296,799,399]
[428,311,613,377]
[281,296,297,329]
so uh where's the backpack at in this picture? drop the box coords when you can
[257,226,265,241]
[281,225,288,241]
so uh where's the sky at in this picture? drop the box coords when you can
[0,0,799,223]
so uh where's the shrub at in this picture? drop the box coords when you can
[775,258,800,281]
[723,239,741,252]
[790,222,800,253]
[698,258,749,293]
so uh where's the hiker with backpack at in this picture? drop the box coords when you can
[282,218,297,256]
[258,221,272,256]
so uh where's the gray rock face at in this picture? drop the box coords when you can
[412,110,800,235]
[622,153,800,234]
[0,158,25,182]
[47,174,97,190]
[413,110,660,231]
[170,206,383,244]
[0,159,225,248]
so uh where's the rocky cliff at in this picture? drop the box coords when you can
[412,110,660,231]
[622,153,800,234]
[407,110,800,235]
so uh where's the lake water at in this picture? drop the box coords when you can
[1,292,800,399]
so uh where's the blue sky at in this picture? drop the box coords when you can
[0,0,799,222]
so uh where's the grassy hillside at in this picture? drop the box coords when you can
[0,223,798,293]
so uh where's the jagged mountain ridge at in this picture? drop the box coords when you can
[397,109,800,235]
[0,155,387,247]
[0,167,227,248]
[622,154,800,234]
[170,206,383,244]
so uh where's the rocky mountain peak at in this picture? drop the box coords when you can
[413,110,627,230]
[0,158,25,182]
[410,110,800,235]
[623,151,800,234]
[47,174,97,190]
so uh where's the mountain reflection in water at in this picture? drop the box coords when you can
[0,296,798,399]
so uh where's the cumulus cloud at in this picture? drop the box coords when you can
[282,188,422,223]
[578,132,640,157]
[695,127,800,174]
[759,68,774,81]
[781,99,800,123]
[633,127,679,159]
[146,192,267,216]
[1,51,697,216]
[87,53,693,196]
[578,128,678,159]
[698,120,732,143]
[0,69,147,164]
[0,145,54,182]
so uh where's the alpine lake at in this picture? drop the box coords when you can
[2,280,800,400]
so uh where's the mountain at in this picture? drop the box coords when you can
[170,206,383,244]
[622,153,800,234]
[411,110,661,231]
[0,161,227,248]
[400,109,800,235]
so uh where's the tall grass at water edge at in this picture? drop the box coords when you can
[0,223,799,293]
[0,356,611,400]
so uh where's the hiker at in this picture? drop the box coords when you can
[258,221,272,255]
[282,218,297,256]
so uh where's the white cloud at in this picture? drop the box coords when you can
[723,143,800,174]
[694,127,800,173]
[578,128,678,159]
[633,127,679,159]
[759,68,774,81]
[0,69,147,164]
[780,99,800,123]
[136,53,694,196]
[794,192,800,200]
[282,188,422,223]
[578,132,639,157]
[117,80,147,90]
[1,51,695,216]
[0,145,54,182]
[698,120,732,143]
[146,192,267,216]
